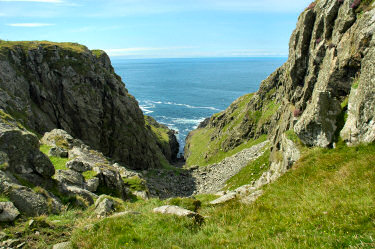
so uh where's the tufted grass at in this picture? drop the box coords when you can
[69,142,375,248]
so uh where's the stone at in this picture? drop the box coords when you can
[0,202,20,222]
[49,147,68,158]
[0,123,55,179]
[95,167,128,200]
[52,241,72,249]
[55,170,85,188]
[66,159,91,173]
[7,184,50,217]
[62,185,98,206]
[209,192,237,205]
[85,178,99,192]
[153,205,203,221]
[94,197,115,217]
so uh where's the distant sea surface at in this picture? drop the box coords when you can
[112,57,286,155]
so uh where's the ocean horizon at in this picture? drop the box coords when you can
[112,57,286,155]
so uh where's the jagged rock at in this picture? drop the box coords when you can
[0,122,55,179]
[85,178,99,192]
[48,147,68,158]
[132,190,149,200]
[0,202,20,222]
[5,183,50,217]
[55,170,85,188]
[95,167,129,200]
[209,192,237,205]
[295,91,341,147]
[94,197,115,217]
[52,241,71,249]
[61,185,98,206]
[153,205,203,221]
[66,159,92,173]
[41,129,83,150]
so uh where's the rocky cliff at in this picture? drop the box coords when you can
[0,41,178,170]
[185,0,375,167]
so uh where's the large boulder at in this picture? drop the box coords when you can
[55,170,85,188]
[0,122,55,180]
[66,159,92,173]
[94,196,115,218]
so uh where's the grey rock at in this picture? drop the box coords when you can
[48,147,68,158]
[295,91,341,147]
[94,197,115,217]
[0,202,20,222]
[55,170,85,188]
[7,184,50,217]
[153,205,203,221]
[209,192,237,205]
[0,123,55,179]
[52,241,71,249]
[62,185,98,206]
[66,159,91,173]
[85,178,99,192]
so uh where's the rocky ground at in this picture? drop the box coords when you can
[145,141,269,198]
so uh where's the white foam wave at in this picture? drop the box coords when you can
[164,102,220,111]
[140,105,154,114]
[170,117,206,125]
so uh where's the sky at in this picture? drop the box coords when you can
[0,0,312,58]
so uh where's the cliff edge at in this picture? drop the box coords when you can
[0,41,178,170]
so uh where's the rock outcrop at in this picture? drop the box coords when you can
[186,0,375,171]
[0,41,177,170]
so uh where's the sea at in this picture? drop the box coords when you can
[112,57,286,155]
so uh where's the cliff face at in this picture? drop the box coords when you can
[0,41,176,170]
[185,0,375,165]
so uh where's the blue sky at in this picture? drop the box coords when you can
[0,0,312,58]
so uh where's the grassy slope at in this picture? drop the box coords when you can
[185,91,278,167]
[69,143,375,248]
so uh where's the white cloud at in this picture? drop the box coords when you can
[7,23,55,27]
[0,0,63,2]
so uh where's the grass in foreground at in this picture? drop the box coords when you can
[70,143,375,248]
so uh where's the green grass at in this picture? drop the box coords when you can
[186,133,267,167]
[167,197,201,212]
[122,176,146,191]
[0,40,87,58]
[82,170,97,180]
[40,144,69,171]
[185,92,277,167]
[224,148,270,191]
[70,143,375,249]
[0,194,10,202]
[91,49,105,58]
